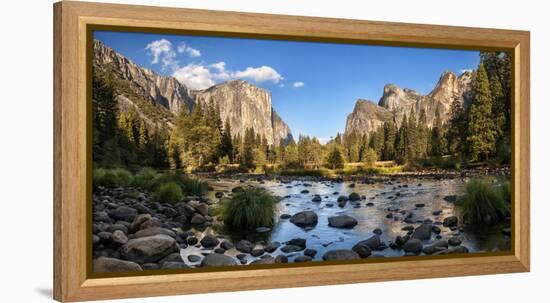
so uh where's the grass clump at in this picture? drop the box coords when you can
[93,168,134,187]
[222,188,277,230]
[133,167,159,189]
[153,182,183,204]
[148,172,209,196]
[459,179,510,225]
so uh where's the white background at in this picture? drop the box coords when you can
[0,0,547,302]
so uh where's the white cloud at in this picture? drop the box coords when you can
[177,42,201,58]
[145,39,285,89]
[279,83,285,88]
[173,62,285,90]
[234,66,284,83]
[292,81,305,88]
[172,64,215,90]
[145,39,177,69]
[460,69,473,74]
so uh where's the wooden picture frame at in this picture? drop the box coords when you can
[53,1,530,301]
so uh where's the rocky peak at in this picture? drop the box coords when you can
[345,99,393,136]
[93,39,195,114]
[193,80,291,145]
[346,70,474,137]
[93,39,293,145]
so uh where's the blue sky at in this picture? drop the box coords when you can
[94,31,480,143]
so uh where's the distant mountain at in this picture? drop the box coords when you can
[93,39,293,145]
[345,71,474,136]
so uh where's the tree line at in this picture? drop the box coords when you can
[93,51,510,172]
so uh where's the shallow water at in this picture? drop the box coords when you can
[181,177,510,264]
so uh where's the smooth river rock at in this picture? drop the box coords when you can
[93,257,142,273]
[290,211,318,227]
[121,234,178,264]
[322,249,360,261]
[328,215,358,228]
[201,254,238,267]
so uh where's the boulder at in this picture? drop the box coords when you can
[290,211,318,228]
[158,252,184,266]
[190,213,206,225]
[294,255,313,262]
[328,215,358,228]
[201,254,238,267]
[121,234,178,264]
[422,240,449,255]
[264,241,281,253]
[109,206,138,222]
[275,255,288,263]
[410,224,432,240]
[443,216,458,227]
[448,237,462,246]
[356,235,382,250]
[134,227,176,239]
[111,230,128,246]
[312,195,322,202]
[200,235,220,248]
[280,245,303,253]
[288,238,307,248]
[304,249,317,257]
[235,240,254,253]
[161,262,188,269]
[402,238,423,254]
[349,192,361,202]
[93,257,142,273]
[322,249,360,261]
[220,241,234,250]
[352,242,372,258]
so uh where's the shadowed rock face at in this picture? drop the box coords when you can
[93,40,195,114]
[93,39,293,144]
[345,71,474,137]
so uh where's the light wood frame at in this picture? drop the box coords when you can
[53,1,530,301]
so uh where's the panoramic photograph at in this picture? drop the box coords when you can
[91,30,512,273]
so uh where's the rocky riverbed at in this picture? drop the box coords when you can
[92,171,511,273]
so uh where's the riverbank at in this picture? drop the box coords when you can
[92,168,511,273]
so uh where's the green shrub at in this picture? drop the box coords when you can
[500,181,511,203]
[222,188,277,230]
[459,179,510,225]
[112,168,134,186]
[148,172,209,196]
[133,167,159,189]
[93,168,134,187]
[153,182,183,204]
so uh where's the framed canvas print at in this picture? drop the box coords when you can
[53,1,530,302]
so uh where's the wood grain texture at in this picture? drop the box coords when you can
[53,1,530,301]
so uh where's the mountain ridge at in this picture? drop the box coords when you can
[93,39,293,145]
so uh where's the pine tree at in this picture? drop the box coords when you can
[466,63,497,161]
[326,146,345,169]
[395,114,408,164]
[446,92,466,155]
[382,121,397,160]
[92,73,118,142]
[406,107,418,161]
[220,118,234,162]
[242,128,255,168]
